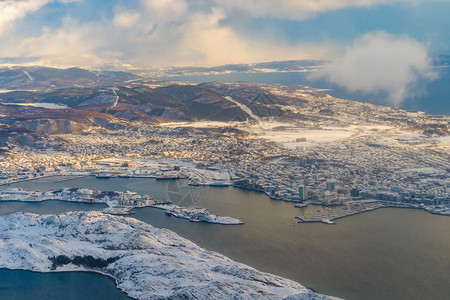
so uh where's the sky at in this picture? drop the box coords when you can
[0,0,448,106]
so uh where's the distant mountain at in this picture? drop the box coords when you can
[142,60,324,77]
[0,66,140,90]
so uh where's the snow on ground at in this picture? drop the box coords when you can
[398,167,446,175]
[371,130,450,149]
[225,96,260,120]
[111,87,119,108]
[0,89,38,93]
[23,71,34,81]
[160,120,400,149]
[0,211,336,300]
[160,121,234,128]
[189,167,229,181]
[246,122,354,149]
[436,135,450,145]
[2,102,68,109]
[241,121,392,149]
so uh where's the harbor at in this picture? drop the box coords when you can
[0,187,153,215]
[1,175,449,299]
[0,185,243,224]
[294,200,433,224]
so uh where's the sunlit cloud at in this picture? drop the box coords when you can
[172,8,327,67]
[114,10,141,29]
[0,0,447,71]
[0,0,50,36]
[0,0,84,37]
[215,0,431,20]
[0,3,328,69]
[142,0,188,21]
[316,31,438,106]
[12,17,101,67]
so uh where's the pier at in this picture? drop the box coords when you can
[31,175,89,183]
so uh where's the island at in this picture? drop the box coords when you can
[151,203,243,225]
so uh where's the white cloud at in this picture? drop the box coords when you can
[3,4,325,69]
[0,0,50,36]
[317,31,437,106]
[114,11,141,29]
[142,0,188,21]
[12,18,103,68]
[172,8,327,67]
[0,0,84,37]
[215,0,432,20]
[0,0,440,73]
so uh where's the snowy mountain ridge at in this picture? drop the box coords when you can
[0,211,338,299]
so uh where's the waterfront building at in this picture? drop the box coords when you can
[298,186,308,201]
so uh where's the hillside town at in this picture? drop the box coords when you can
[1,82,449,220]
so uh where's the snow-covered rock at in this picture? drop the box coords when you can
[0,211,337,299]
[154,204,244,225]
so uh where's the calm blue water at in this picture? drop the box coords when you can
[156,67,450,115]
[0,269,131,300]
[1,177,450,300]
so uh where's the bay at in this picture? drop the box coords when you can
[1,177,450,300]
[0,269,130,300]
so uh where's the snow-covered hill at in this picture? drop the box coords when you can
[0,211,337,300]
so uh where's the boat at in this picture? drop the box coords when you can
[156,175,180,180]
[96,173,115,179]
[187,179,202,186]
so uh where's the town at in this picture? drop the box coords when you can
[1,83,449,222]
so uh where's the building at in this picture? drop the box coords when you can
[326,181,336,191]
[298,186,308,201]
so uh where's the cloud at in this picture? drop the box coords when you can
[317,31,437,106]
[172,8,327,67]
[0,0,442,72]
[0,0,84,37]
[0,0,50,36]
[215,0,434,20]
[0,2,328,69]
[11,18,103,68]
[142,0,188,21]
[114,11,141,29]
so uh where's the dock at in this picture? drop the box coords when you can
[295,201,388,224]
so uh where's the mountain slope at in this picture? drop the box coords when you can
[156,84,250,121]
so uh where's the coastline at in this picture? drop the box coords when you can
[1,176,449,299]
[0,185,244,225]
[2,175,448,220]
[0,211,337,300]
